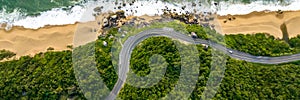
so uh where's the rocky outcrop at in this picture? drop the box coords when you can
[101,10,127,29]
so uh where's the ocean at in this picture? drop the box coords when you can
[0,0,299,30]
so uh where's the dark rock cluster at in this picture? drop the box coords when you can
[223,16,236,23]
[102,10,127,28]
[162,10,216,29]
[94,0,221,35]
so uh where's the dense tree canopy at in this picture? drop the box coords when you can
[0,51,84,99]
[1,22,300,99]
[289,35,300,49]
[118,37,182,99]
[225,33,294,56]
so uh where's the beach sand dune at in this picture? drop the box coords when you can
[217,10,300,38]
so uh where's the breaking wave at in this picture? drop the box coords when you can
[0,0,299,30]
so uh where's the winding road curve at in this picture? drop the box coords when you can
[106,28,300,100]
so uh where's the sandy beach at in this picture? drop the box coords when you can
[217,10,300,38]
[0,24,76,58]
[0,14,162,58]
[1,10,300,58]
[0,20,102,59]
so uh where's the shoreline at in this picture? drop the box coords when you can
[0,23,77,58]
[216,10,300,39]
[3,0,299,30]
[1,10,300,58]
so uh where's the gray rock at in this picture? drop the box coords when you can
[93,7,102,12]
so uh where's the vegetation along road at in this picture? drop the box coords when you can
[106,28,300,100]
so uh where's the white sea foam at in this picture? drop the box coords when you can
[1,0,300,29]
[119,1,212,16]
[12,6,87,29]
[217,0,300,15]
[0,9,23,30]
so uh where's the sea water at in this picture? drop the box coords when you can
[0,0,299,30]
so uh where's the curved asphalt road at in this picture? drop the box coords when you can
[106,28,300,100]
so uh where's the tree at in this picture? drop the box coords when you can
[0,49,16,60]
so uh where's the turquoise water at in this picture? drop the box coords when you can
[0,0,83,16]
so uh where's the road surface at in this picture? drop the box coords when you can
[106,28,300,100]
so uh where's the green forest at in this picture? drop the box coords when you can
[225,33,299,56]
[184,24,300,56]
[118,36,300,99]
[1,22,300,99]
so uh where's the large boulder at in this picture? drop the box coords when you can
[116,10,125,17]
[93,7,102,12]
